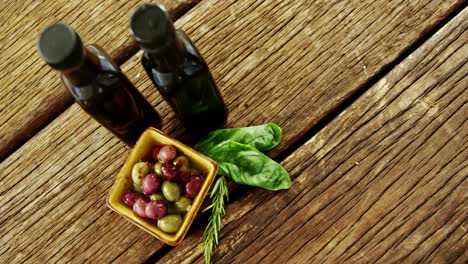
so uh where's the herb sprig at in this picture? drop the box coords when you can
[197,123,288,263]
[203,176,229,264]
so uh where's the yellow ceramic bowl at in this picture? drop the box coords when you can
[107,127,217,246]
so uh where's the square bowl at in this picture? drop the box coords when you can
[107,127,217,246]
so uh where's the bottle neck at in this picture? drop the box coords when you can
[145,35,186,72]
[62,48,100,86]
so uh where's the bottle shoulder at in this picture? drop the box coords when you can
[141,31,216,97]
[151,34,208,71]
[176,31,201,59]
[178,31,211,71]
[85,45,120,73]
[62,45,131,102]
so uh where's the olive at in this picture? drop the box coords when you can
[173,155,190,170]
[132,162,150,185]
[154,162,163,176]
[161,181,180,202]
[122,191,138,207]
[181,168,199,182]
[141,174,161,194]
[161,163,178,181]
[145,200,168,220]
[149,193,165,201]
[185,176,203,198]
[174,197,192,212]
[158,145,177,163]
[152,146,162,161]
[158,214,182,233]
[179,171,191,183]
[133,197,149,218]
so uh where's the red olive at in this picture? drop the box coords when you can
[179,171,191,183]
[141,174,162,194]
[133,197,149,218]
[152,146,162,161]
[145,200,168,220]
[123,191,138,207]
[161,163,178,181]
[158,145,177,163]
[191,175,204,184]
[185,176,203,198]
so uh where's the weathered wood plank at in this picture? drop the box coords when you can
[157,8,468,263]
[0,0,464,263]
[0,0,197,161]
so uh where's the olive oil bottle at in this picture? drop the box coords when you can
[38,23,161,145]
[130,4,228,139]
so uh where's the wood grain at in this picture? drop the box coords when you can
[0,0,464,263]
[157,8,468,263]
[0,0,197,161]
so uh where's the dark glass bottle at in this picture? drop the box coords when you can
[130,4,227,139]
[38,23,161,145]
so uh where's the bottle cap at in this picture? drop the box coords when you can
[37,23,84,70]
[130,3,176,51]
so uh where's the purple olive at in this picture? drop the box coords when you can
[133,197,149,218]
[158,145,177,163]
[145,200,168,220]
[191,175,204,184]
[141,174,161,194]
[161,163,178,181]
[185,176,203,198]
[179,171,191,183]
[123,191,138,207]
[151,146,162,161]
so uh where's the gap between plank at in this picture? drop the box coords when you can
[0,0,201,163]
[143,3,467,263]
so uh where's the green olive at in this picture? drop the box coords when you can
[161,181,180,202]
[158,214,182,233]
[149,193,165,201]
[132,162,149,185]
[174,197,192,212]
[173,155,190,172]
[154,162,163,176]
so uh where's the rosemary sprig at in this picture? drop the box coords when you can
[203,176,229,264]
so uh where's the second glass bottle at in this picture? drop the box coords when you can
[130,3,228,139]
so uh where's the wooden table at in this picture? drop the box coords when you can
[1,0,466,263]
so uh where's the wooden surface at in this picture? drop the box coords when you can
[157,8,468,263]
[0,0,466,263]
[0,0,197,160]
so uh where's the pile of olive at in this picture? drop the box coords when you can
[122,144,204,233]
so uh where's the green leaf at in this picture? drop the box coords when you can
[195,123,282,153]
[205,141,291,191]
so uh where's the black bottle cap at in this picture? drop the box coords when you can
[37,23,84,70]
[130,3,176,51]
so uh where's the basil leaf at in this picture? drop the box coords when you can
[194,123,282,153]
[204,141,291,191]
